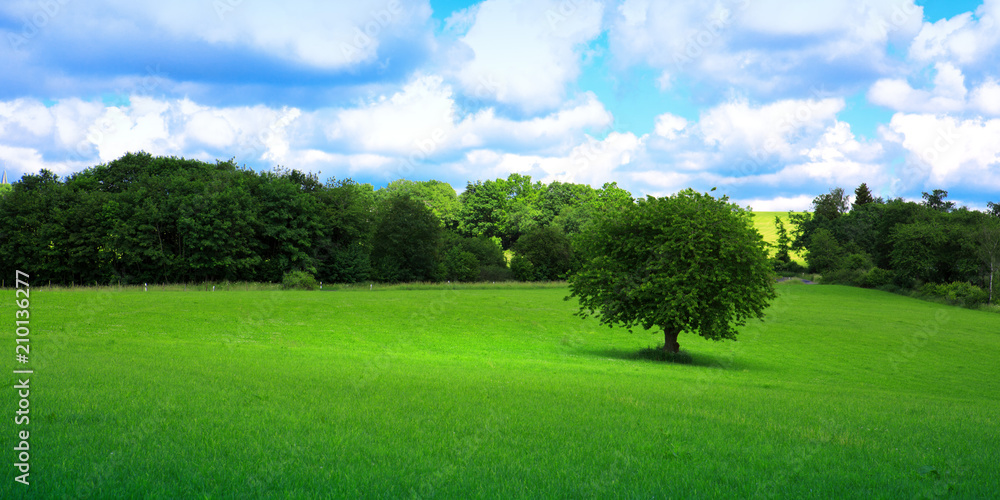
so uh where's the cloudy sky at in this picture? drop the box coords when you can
[1,0,998,210]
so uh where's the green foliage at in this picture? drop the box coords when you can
[438,230,508,282]
[772,215,792,263]
[371,195,441,282]
[458,173,542,248]
[281,270,319,290]
[478,264,514,282]
[442,250,479,282]
[821,251,873,286]
[376,179,461,229]
[852,182,876,209]
[988,201,1000,218]
[977,219,1000,305]
[793,186,997,309]
[512,226,574,281]
[861,267,894,289]
[805,228,843,273]
[922,189,955,212]
[0,153,641,285]
[509,253,537,282]
[812,187,849,222]
[919,281,988,308]
[569,188,776,352]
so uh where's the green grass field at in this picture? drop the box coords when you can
[753,211,807,265]
[4,283,998,498]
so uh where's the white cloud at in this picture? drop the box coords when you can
[971,79,1000,115]
[909,0,1000,66]
[653,113,687,139]
[444,131,643,189]
[869,63,1000,116]
[451,0,603,113]
[698,97,844,159]
[608,0,923,96]
[326,75,457,154]
[885,113,1000,189]
[7,0,435,69]
[324,74,612,157]
[0,144,87,178]
[0,99,54,137]
[0,79,616,189]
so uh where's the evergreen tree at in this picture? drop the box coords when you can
[853,183,875,209]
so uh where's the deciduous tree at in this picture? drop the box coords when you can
[568,189,775,353]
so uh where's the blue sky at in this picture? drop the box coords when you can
[1,0,999,210]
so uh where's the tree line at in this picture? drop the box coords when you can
[0,152,633,286]
[779,183,1000,306]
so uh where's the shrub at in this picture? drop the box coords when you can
[479,264,514,282]
[773,259,806,273]
[862,268,894,289]
[940,282,988,307]
[282,270,319,290]
[821,267,865,286]
[510,254,538,281]
[444,250,479,282]
[917,281,988,307]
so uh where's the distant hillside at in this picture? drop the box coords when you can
[752,211,807,265]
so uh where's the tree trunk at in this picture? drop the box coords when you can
[990,261,995,305]
[663,327,681,353]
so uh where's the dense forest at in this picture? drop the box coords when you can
[0,152,633,285]
[783,184,1000,306]
[2,153,997,306]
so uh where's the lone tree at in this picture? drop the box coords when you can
[568,188,776,353]
[853,183,875,209]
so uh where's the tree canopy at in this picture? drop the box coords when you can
[568,189,776,353]
[788,183,998,307]
[0,152,637,286]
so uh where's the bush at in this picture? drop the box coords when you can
[510,254,538,281]
[512,226,574,281]
[918,281,987,308]
[282,270,319,290]
[821,267,866,286]
[940,282,988,307]
[862,267,894,289]
[444,250,479,282]
[479,264,514,282]
[773,259,806,273]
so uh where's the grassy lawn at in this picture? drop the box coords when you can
[4,283,998,498]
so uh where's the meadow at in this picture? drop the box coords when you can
[3,282,998,498]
